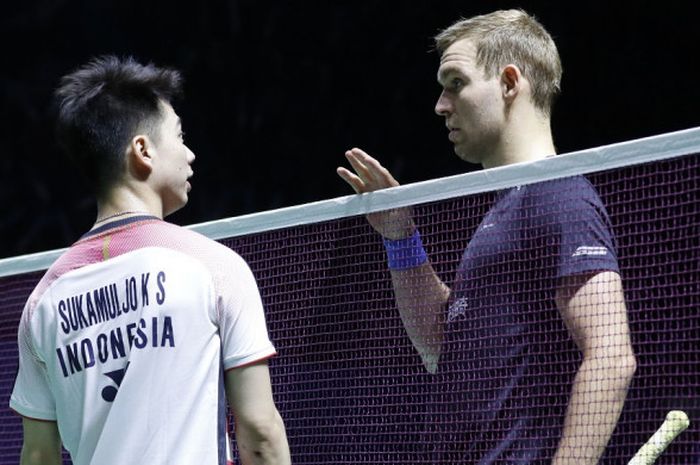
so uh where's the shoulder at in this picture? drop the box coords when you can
[148,221,244,263]
[156,223,254,281]
[520,176,605,211]
[518,177,614,235]
[523,176,600,199]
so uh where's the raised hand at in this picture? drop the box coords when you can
[337,148,415,240]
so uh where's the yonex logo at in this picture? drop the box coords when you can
[102,362,129,402]
[572,246,609,257]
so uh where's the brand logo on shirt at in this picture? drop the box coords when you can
[572,246,609,257]
[447,297,469,323]
[102,362,130,402]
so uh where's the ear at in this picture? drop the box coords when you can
[127,135,154,178]
[500,64,523,102]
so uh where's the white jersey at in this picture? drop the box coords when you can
[10,216,276,465]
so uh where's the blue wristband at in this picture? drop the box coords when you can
[383,230,428,270]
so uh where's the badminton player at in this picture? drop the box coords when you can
[338,10,637,464]
[10,56,290,465]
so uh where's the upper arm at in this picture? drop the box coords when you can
[217,253,277,371]
[11,300,57,421]
[217,252,281,434]
[556,271,632,356]
[225,361,290,464]
[20,417,62,465]
[225,361,278,426]
[536,178,627,353]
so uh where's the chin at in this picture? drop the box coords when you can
[163,199,188,218]
[454,147,480,165]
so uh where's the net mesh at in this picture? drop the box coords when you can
[1,132,698,464]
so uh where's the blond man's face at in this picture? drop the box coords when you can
[435,38,506,166]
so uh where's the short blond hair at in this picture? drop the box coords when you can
[435,9,562,115]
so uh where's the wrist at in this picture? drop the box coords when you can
[383,230,428,270]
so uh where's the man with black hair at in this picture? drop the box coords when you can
[11,55,290,465]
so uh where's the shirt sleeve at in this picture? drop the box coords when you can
[215,252,276,371]
[10,301,57,421]
[526,177,620,279]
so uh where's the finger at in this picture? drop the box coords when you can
[346,148,391,186]
[348,147,373,160]
[358,155,399,187]
[336,166,365,193]
[347,148,378,174]
[344,150,374,184]
[349,148,399,188]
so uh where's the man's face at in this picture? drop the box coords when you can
[150,101,195,217]
[435,38,505,166]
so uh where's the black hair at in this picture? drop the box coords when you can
[54,55,183,197]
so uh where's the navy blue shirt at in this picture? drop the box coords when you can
[436,176,619,464]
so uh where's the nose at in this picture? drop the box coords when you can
[186,146,196,164]
[434,91,452,116]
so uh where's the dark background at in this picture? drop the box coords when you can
[1,0,698,259]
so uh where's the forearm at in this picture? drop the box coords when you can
[237,409,291,465]
[553,351,636,464]
[390,262,450,373]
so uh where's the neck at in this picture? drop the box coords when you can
[482,109,556,169]
[95,185,163,224]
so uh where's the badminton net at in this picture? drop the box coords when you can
[1,127,698,464]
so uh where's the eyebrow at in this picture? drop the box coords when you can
[437,66,461,85]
